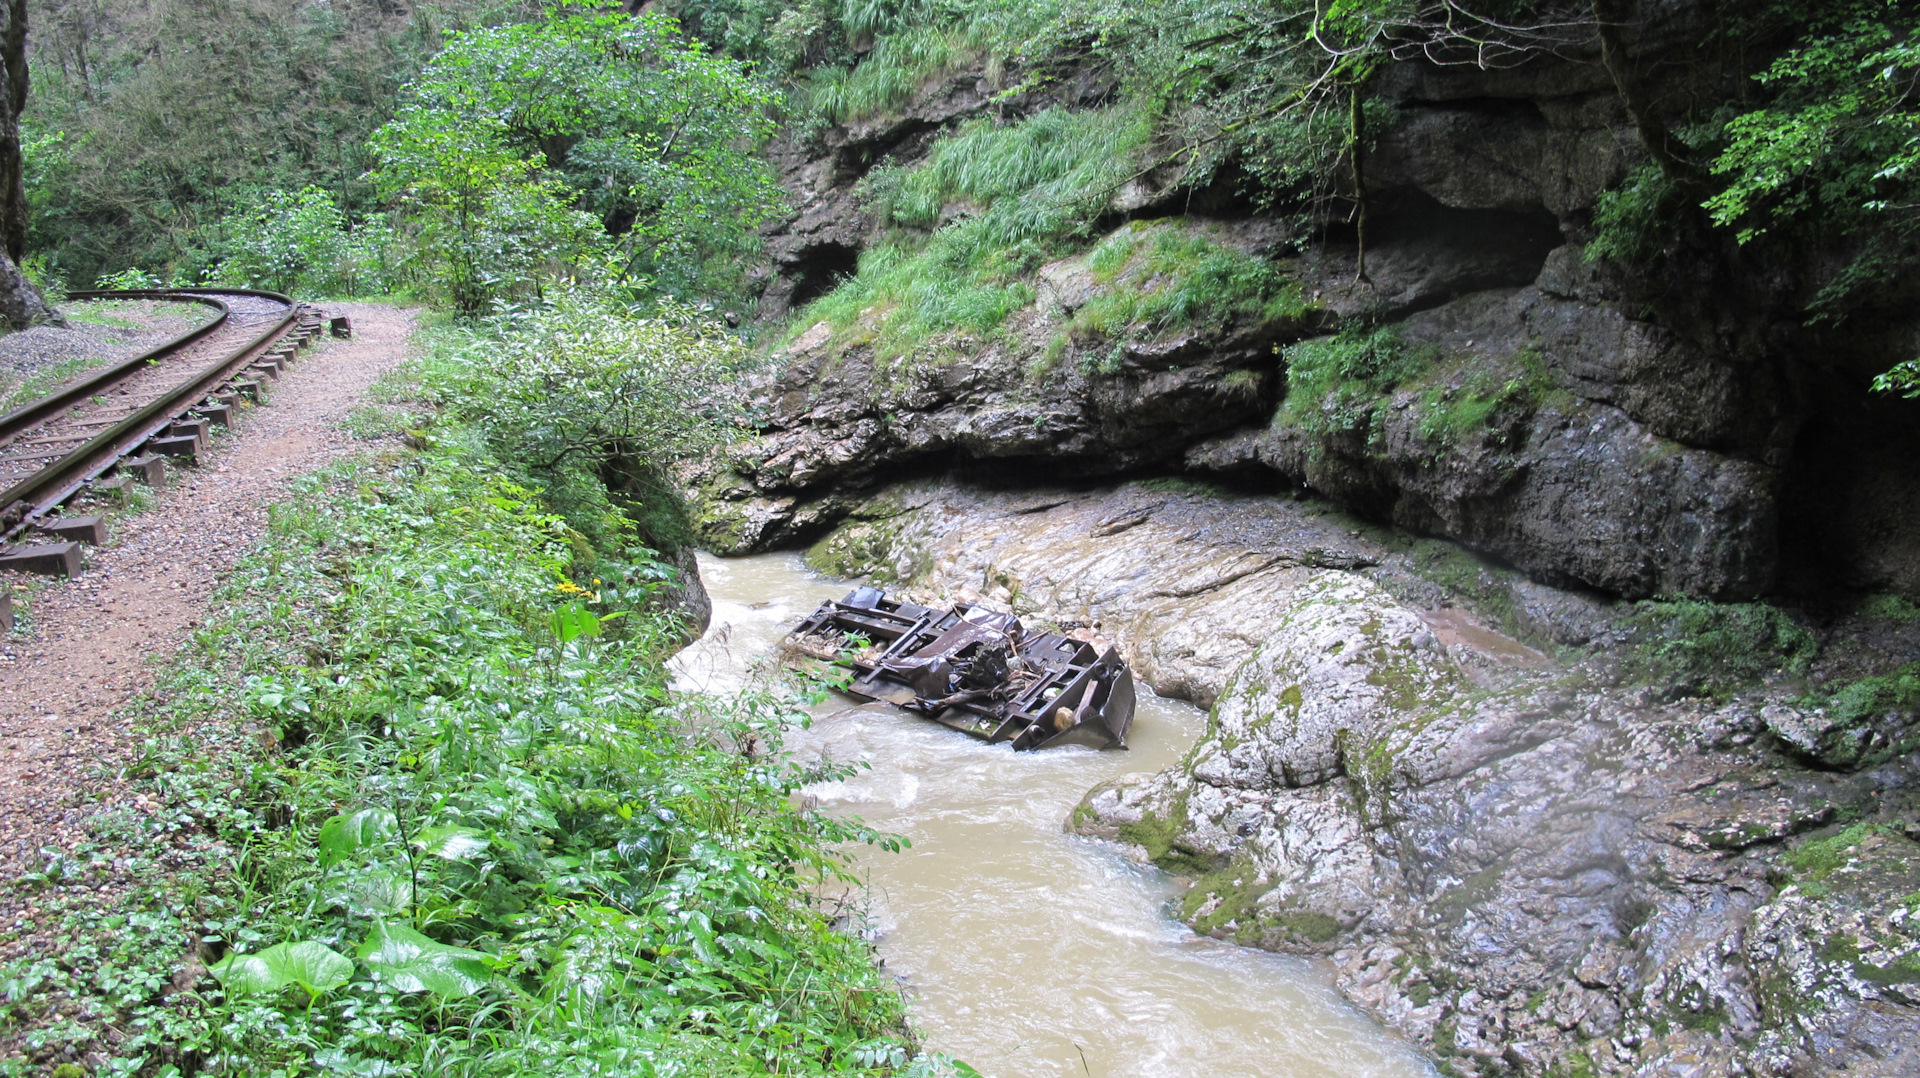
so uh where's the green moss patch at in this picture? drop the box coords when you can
[1624,599,1818,698]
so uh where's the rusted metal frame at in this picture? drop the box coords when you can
[0,292,230,442]
[0,290,298,544]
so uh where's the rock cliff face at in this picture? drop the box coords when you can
[801,478,1920,1078]
[694,5,1920,602]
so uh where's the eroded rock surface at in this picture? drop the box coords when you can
[709,14,1920,601]
[802,477,1920,1077]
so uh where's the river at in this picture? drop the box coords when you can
[671,551,1436,1078]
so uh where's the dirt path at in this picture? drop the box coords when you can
[0,303,417,890]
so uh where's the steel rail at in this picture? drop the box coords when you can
[0,292,231,441]
[0,288,303,545]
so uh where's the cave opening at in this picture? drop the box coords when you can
[785,242,862,309]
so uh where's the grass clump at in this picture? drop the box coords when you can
[1624,599,1818,697]
[1067,221,1308,340]
[799,0,1060,123]
[1412,349,1557,448]
[1783,821,1898,901]
[793,103,1154,358]
[1859,593,1920,622]
[1819,662,1920,730]
[1277,324,1432,444]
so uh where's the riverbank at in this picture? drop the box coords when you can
[675,551,1437,1078]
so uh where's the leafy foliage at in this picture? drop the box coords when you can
[1704,14,1920,250]
[60,418,925,1073]
[368,107,602,311]
[406,286,752,551]
[211,941,356,1003]
[383,6,783,302]
[24,0,537,285]
[213,186,397,296]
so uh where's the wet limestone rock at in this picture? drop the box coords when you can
[1185,572,1459,792]
[1077,572,1463,945]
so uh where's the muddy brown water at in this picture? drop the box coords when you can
[672,552,1436,1078]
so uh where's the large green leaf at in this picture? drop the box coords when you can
[549,601,601,644]
[412,824,490,862]
[357,922,497,998]
[211,940,354,999]
[317,808,399,866]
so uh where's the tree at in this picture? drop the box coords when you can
[369,109,602,312]
[0,0,56,327]
[377,3,782,301]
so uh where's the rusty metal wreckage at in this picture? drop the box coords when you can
[787,587,1137,751]
[0,288,352,630]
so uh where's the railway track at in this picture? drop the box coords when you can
[0,288,331,595]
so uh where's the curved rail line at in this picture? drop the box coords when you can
[0,288,323,570]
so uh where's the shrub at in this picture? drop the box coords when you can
[214,186,397,297]
[408,286,753,549]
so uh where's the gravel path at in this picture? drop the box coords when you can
[0,303,417,904]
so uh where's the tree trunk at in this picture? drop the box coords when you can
[1590,0,1697,187]
[0,0,58,328]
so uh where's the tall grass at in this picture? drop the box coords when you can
[793,103,1154,356]
[802,0,1060,123]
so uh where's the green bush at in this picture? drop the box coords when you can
[1625,600,1819,697]
[214,186,397,297]
[406,286,754,550]
[1586,163,1683,264]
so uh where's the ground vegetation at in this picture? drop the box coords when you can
[0,302,980,1075]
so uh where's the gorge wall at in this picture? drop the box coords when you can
[691,0,1920,604]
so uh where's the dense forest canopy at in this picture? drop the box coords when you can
[23,0,538,283]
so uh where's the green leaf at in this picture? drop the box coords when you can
[326,867,414,916]
[317,809,399,866]
[413,824,490,861]
[210,941,354,998]
[550,601,601,644]
[358,922,497,998]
